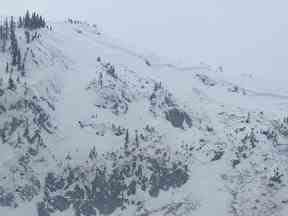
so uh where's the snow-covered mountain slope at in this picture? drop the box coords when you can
[1,19,288,216]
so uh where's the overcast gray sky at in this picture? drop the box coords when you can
[2,0,288,77]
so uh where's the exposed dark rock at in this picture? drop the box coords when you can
[232,159,240,168]
[211,150,224,161]
[48,195,70,212]
[196,74,216,86]
[165,108,192,129]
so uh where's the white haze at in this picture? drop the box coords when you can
[2,0,288,79]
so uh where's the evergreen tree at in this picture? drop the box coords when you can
[31,12,36,29]
[8,76,16,91]
[18,17,23,28]
[125,129,129,145]
[10,17,18,66]
[24,10,30,29]
[39,16,46,28]
[2,19,9,52]
[11,49,18,66]
[21,63,25,76]
[25,31,30,43]
[16,49,21,71]
[10,16,16,39]
[5,63,9,73]
[0,25,3,53]
[98,72,103,88]
[4,19,9,40]
[246,112,251,123]
[32,32,38,41]
[124,129,130,155]
[135,130,139,148]
[0,25,3,40]
[23,10,46,29]
[89,146,97,160]
[24,82,28,96]
[39,16,43,27]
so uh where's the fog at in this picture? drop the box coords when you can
[2,0,288,77]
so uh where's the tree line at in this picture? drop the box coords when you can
[0,16,22,68]
[19,10,46,29]
[0,11,48,89]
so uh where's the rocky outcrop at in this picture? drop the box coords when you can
[165,108,192,129]
[38,144,189,216]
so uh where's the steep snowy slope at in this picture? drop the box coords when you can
[1,18,288,216]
